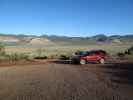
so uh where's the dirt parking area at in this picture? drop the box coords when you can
[0,60,133,100]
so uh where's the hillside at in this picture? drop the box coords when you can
[0,33,133,45]
[29,38,55,45]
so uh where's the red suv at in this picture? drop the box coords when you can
[71,50,107,64]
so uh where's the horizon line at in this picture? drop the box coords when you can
[0,32,133,37]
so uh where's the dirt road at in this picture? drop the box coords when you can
[0,61,133,100]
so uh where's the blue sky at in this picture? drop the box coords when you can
[0,0,133,36]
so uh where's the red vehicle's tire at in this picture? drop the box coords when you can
[99,58,105,64]
[80,59,86,65]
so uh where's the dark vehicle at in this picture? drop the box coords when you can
[71,50,107,64]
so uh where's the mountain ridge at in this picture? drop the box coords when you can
[0,33,133,45]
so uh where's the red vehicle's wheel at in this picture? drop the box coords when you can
[80,59,86,65]
[99,58,105,64]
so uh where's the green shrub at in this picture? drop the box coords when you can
[0,43,8,62]
[126,46,133,55]
[117,52,125,58]
[0,43,6,56]
[34,56,48,59]
[116,46,133,60]
[59,54,70,60]
[0,43,31,62]
[48,54,59,59]
[8,53,30,61]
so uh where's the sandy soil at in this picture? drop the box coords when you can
[0,60,133,100]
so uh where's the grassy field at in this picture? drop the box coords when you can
[5,44,132,58]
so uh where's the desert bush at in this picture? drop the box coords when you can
[48,54,59,59]
[0,43,6,56]
[48,55,54,59]
[0,44,9,62]
[116,46,133,60]
[126,46,133,55]
[59,54,70,60]
[0,43,30,62]
[34,56,48,60]
[117,52,125,58]
[36,48,45,57]
[8,53,30,61]
[75,50,81,55]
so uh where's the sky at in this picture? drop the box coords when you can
[0,0,133,37]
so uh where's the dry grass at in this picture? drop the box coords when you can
[5,44,131,57]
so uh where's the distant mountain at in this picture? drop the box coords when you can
[0,33,133,45]
[0,33,133,39]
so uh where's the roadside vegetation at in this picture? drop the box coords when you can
[0,43,31,62]
[117,46,133,59]
[0,42,133,63]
